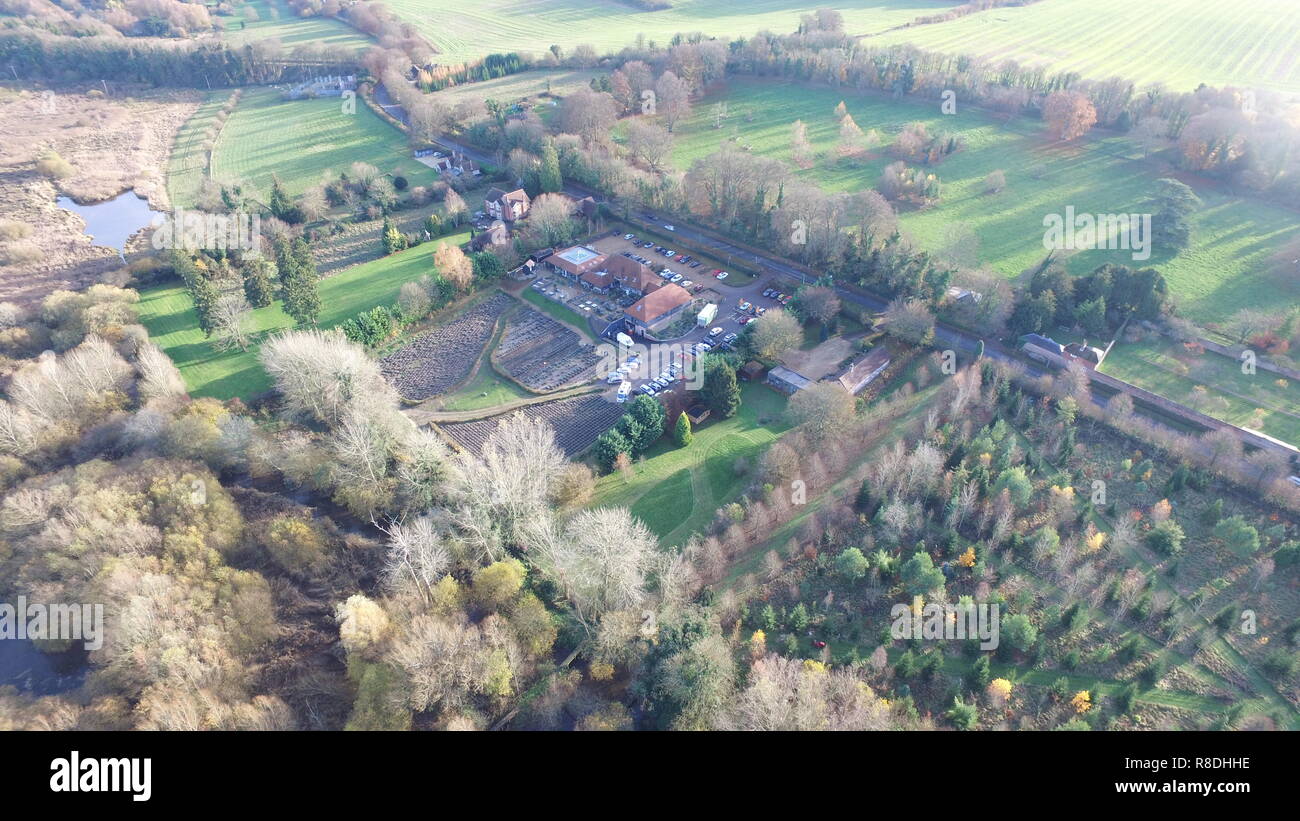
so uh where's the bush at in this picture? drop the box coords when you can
[35,149,75,179]
[263,515,327,574]
[0,220,33,241]
[1145,519,1185,555]
[340,305,395,347]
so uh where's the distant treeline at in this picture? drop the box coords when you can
[0,31,360,86]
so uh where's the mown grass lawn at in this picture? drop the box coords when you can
[436,364,532,412]
[669,78,1300,327]
[590,383,790,545]
[1101,336,1300,447]
[138,234,468,400]
[210,87,438,202]
[872,0,1300,93]
[166,91,227,209]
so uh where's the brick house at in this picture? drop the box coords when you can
[485,187,531,222]
[624,283,692,334]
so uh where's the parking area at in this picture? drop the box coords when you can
[596,230,802,404]
[524,273,629,326]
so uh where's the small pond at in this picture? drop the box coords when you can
[56,190,164,255]
[0,638,87,696]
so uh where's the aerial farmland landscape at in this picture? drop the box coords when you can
[0,0,1298,783]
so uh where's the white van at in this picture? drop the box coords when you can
[616,381,632,402]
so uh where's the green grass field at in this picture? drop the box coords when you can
[166,91,228,209]
[436,363,532,412]
[669,78,1300,326]
[137,233,468,399]
[590,383,789,545]
[222,0,374,51]
[1101,337,1300,447]
[384,0,956,64]
[872,0,1300,93]
[208,87,437,202]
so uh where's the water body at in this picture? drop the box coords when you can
[0,639,87,696]
[56,190,163,256]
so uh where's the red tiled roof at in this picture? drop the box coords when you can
[625,283,691,324]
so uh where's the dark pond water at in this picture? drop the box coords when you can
[0,638,87,695]
[56,190,164,255]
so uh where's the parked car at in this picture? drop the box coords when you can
[779,294,791,304]
[616,382,632,402]
[738,300,752,311]
[644,241,654,248]
[689,261,701,268]
[670,273,683,283]
[680,280,692,289]
[755,306,767,316]
[722,332,738,344]
[606,372,623,385]
[708,326,724,337]
[664,224,675,231]
[716,271,729,280]
[623,233,635,240]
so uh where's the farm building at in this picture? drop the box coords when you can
[766,365,813,395]
[624,284,692,333]
[738,361,766,382]
[945,286,983,306]
[1064,341,1107,369]
[835,347,892,395]
[581,255,663,297]
[684,405,711,425]
[284,75,356,99]
[1020,333,1066,364]
[485,187,531,222]
[548,245,606,279]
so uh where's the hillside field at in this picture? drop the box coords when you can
[589,383,789,545]
[666,79,1300,328]
[871,0,1300,93]
[206,87,437,202]
[221,0,374,51]
[384,0,958,64]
